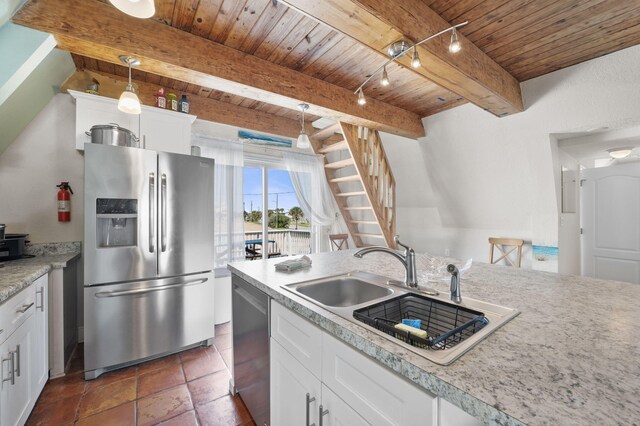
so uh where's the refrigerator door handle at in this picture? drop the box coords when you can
[161,173,167,252]
[94,278,208,298]
[149,172,155,253]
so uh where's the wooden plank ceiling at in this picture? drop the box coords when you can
[57,0,640,122]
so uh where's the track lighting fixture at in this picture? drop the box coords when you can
[353,22,467,106]
[449,28,461,54]
[118,56,141,115]
[296,103,311,149]
[411,47,421,68]
[381,66,390,86]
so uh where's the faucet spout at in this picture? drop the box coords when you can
[353,236,418,288]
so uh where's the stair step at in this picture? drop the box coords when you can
[319,140,348,154]
[354,233,385,239]
[336,191,366,197]
[311,123,341,141]
[325,158,354,169]
[330,174,360,183]
[349,220,378,224]
[344,206,373,210]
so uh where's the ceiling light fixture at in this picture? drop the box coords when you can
[354,21,468,106]
[118,55,142,115]
[357,89,366,106]
[296,103,311,149]
[607,147,633,159]
[449,28,462,54]
[411,47,421,68]
[380,66,390,86]
[109,0,155,18]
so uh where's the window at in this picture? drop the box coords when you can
[243,165,311,260]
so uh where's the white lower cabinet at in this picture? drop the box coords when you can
[270,339,321,426]
[270,300,483,426]
[0,274,50,425]
[1,314,34,426]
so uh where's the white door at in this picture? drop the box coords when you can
[582,163,640,284]
[31,275,49,399]
[270,339,321,426]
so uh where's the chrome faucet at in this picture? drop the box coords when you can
[353,235,418,288]
[447,264,461,303]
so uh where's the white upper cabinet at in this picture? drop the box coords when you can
[69,90,196,154]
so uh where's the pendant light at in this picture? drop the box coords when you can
[357,88,366,106]
[118,56,142,115]
[296,103,311,149]
[109,0,155,18]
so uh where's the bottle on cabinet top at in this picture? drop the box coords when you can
[167,93,178,111]
[179,95,190,114]
[155,88,167,109]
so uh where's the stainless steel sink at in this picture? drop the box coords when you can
[293,276,393,307]
[283,271,519,365]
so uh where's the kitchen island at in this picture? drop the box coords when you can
[228,250,640,425]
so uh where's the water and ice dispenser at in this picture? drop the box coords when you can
[96,198,138,247]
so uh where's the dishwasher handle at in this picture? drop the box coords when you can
[95,278,207,298]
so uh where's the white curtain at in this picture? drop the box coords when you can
[282,151,344,252]
[193,135,245,273]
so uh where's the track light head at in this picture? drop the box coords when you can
[449,28,461,54]
[411,47,421,68]
[357,89,366,106]
[381,66,390,86]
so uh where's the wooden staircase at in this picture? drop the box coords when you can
[309,122,396,248]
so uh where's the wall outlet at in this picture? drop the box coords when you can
[444,248,450,257]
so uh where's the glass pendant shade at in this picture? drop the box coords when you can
[381,66,390,86]
[357,89,366,106]
[297,131,311,149]
[109,0,155,18]
[449,29,462,53]
[411,47,421,68]
[118,86,142,114]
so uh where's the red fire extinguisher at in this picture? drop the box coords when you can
[56,182,73,222]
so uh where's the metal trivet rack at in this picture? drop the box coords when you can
[353,293,489,350]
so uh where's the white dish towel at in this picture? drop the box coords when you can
[275,255,312,272]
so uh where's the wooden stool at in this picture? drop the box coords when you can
[329,234,349,251]
[489,238,524,268]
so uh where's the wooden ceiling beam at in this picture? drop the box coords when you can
[63,69,312,139]
[280,0,524,117]
[13,0,425,138]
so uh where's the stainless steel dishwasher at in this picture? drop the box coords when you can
[232,275,269,426]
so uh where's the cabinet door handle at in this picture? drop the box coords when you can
[319,405,329,426]
[36,287,44,311]
[306,393,316,426]
[16,302,34,314]
[14,345,20,377]
[1,353,14,385]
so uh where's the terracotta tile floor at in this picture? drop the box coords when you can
[27,322,255,426]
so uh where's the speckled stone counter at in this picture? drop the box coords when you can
[228,250,640,426]
[0,251,81,305]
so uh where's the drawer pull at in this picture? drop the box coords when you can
[319,405,329,426]
[16,302,34,314]
[306,393,316,426]
[36,287,45,311]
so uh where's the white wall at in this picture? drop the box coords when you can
[382,44,640,268]
[0,93,84,242]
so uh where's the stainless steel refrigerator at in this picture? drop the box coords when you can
[83,143,215,379]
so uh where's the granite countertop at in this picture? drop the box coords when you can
[0,251,81,305]
[228,250,640,426]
